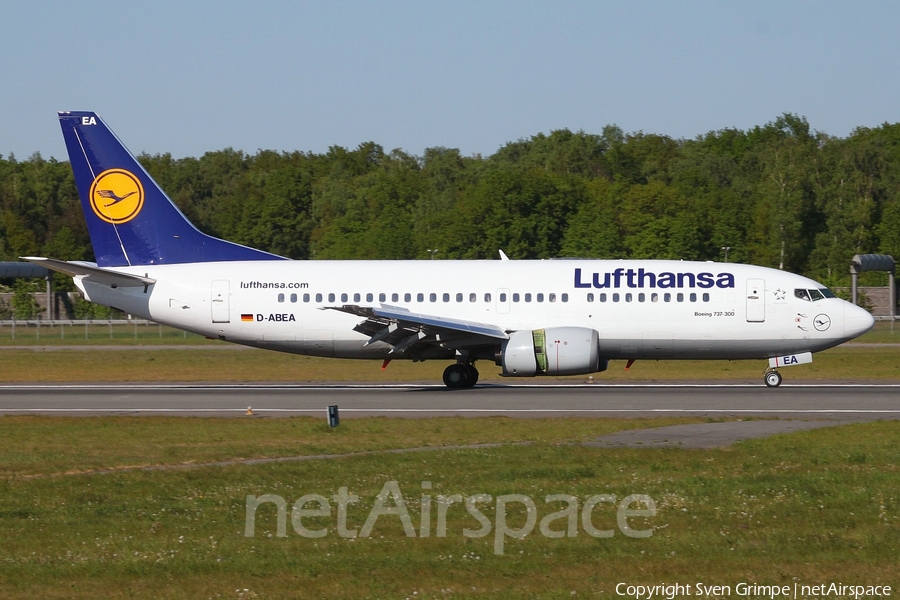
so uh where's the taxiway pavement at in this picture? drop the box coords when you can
[0,382,897,419]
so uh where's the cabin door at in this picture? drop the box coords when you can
[746,278,765,323]
[211,280,231,323]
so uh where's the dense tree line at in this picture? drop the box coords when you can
[2,114,899,297]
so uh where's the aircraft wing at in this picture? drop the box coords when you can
[328,304,508,354]
[22,257,156,288]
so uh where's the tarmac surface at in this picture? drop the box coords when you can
[1,382,897,447]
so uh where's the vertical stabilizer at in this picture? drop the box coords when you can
[58,111,285,267]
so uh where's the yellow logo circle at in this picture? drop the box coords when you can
[88,169,144,224]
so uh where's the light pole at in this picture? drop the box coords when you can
[427,249,440,260]
[721,246,731,262]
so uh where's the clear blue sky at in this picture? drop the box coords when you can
[3,1,898,160]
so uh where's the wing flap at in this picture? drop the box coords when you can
[329,304,508,355]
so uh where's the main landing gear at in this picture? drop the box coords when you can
[442,362,479,389]
[764,370,783,388]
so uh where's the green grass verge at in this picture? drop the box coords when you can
[0,345,898,382]
[0,416,897,598]
[853,320,900,343]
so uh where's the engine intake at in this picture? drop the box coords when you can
[500,327,605,376]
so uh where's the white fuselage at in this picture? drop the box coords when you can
[76,259,874,362]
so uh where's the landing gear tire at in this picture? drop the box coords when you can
[465,365,479,387]
[443,364,468,388]
[764,371,783,388]
[443,364,478,389]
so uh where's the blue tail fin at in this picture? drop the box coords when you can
[58,111,285,267]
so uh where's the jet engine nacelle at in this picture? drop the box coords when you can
[500,327,606,376]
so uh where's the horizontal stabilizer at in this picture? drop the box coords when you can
[22,257,156,288]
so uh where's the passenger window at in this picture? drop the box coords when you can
[690,293,697,302]
[404,293,411,302]
[561,293,568,302]
[418,293,425,302]
[366,293,373,302]
[500,293,507,302]
[638,293,645,303]
[549,293,556,303]
[290,293,297,303]
[391,293,398,302]
[676,293,684,303]
[303,293,310,303]
[537,293,544,303]
[430,293,437,302]
[613,293,620,302]
[702,292,710,302]
[456,293,463,302]
[379,293,386,302]
[328,293,335,303]
[525,293,532,303]
[341,293,348,302]
[316,293,323,302]
[625,293,633,302]
[664,293,671,302]
[484,293,491,302]
[353,293,360,302]
[651,293,658,303]
[469,293,477,303]
[600,293,607,302]
[795,289,811,301]
[278,293,285,303]
[587,293,594,302]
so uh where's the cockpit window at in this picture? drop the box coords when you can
[795,288,831,302]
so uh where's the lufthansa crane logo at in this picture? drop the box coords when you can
[88,169,144,224]
[814,314,832,332]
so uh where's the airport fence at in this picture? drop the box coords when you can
[0,320,207,343]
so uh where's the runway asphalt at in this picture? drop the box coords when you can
[1,382,898,419]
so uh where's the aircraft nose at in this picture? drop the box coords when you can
[843,302,875,339]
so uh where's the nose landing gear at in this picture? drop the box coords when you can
[443,362,479,389]
[764,370,783,388]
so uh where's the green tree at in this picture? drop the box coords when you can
[11,279,42,320]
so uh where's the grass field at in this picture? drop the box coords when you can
[0,416,898,598]
[0,322,897,597]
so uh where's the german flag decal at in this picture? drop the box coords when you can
[241,314,254,322]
